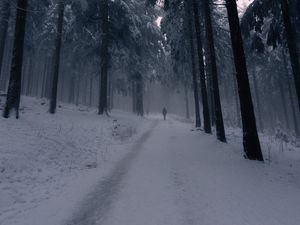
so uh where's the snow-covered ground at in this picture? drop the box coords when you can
[0,97,153,225]
[1,97,300,225]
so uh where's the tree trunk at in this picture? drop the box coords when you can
[3,0,28,119]
[136,74,144,116]
[98,0,109,115]
[186,1,201,128]
[89,75,93,106]
[41,56,49,98]
[184,82,190,119]
[203,0,226,142]
[225,0,263,161]
[69,75,75,103]
[49,0,65,114]
[191,0,211,133]
[75,64,81,106]
[0,1,10,83]
[283,49,300,136]
[232,67,241,127]
[277,76,290,130]
[251,65,263,131]
[132,80,137,113]
[281,0,300,114]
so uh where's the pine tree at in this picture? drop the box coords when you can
[98,0,109,115]
[186,0,201,128]
[0,1,10,83]
[49,0,65,114]
[3,0,28,119]
[280,0,300,113]
[203,0,226,142]
[225,0,264,161]
[191,0,211,133]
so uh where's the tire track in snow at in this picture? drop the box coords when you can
[65,121,158,225]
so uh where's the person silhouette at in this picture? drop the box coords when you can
[162,107,167,120]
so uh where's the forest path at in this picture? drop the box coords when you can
[66,117,300,225]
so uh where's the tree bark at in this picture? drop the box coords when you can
[283,49,300,136]
[75,63,82,106]
[3,0,28,119]
[89,75,93,106]
[225,0,263,161]
[203,0,226,142]
[0,1,10,83]
[98,0,109,115]
[186,1,201,128]
[49,0,65,114]
[277,75,290,130]
[191,0,211,133]
[251,64,263,131]
[184,82,190,119]
[136,74,144,116]
[232,65,241,127]
[280,0,300,114]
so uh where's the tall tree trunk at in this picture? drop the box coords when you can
[41,56,49,98]
[203,0,226,142]
[277,76,290,130]
[225,0,263,161]
[132,80,136,113]
[281,0,300,114]
[75,64,81,106]
[136,74,144,116]
[98,0,109,115]
[89,75,93,106]
[186,1,201,128]
[232,70,241,127]
[184,82,190,119]
[283,49,300,136]
[3,0,28,119]
[0,1,10,83]
[49,0,65,114]
[21,56,29,94]
[251,65,263,131]
[191,0,211,133]
[69,75,75,103]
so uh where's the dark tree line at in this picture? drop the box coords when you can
[0,0,163,119]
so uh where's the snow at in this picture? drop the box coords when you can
[0,97,152,225]
[1,97,300,225]
[91,120,300,225]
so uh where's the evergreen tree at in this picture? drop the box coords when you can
[49,0,65,114]
[3,0,28,119]
[203,0,226,142]
[0,1,10,84]
[225,0,264,161]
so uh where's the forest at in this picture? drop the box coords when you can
[0,0,300,224]
[1,0,299,160]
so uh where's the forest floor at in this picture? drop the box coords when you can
[1,97,300,225]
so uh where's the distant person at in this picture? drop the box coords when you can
[162,107,167,120]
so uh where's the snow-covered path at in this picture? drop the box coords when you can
[66,118,300,225]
